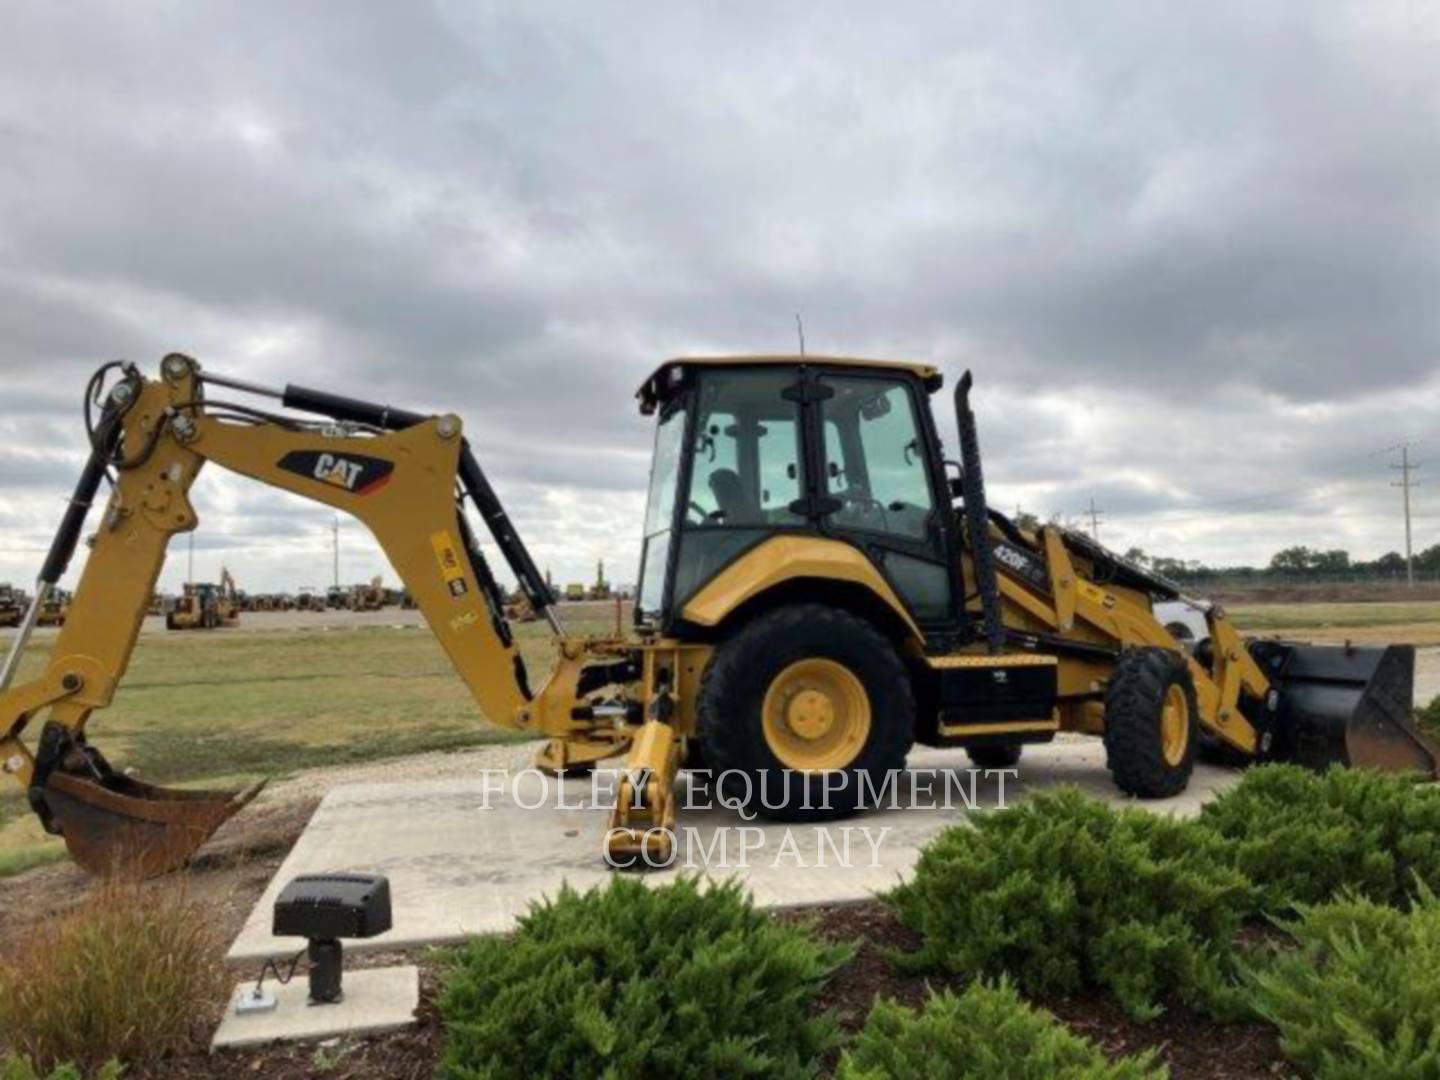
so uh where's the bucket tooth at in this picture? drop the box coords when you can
[41,770,265,878]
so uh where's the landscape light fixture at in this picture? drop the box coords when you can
[240,872,392,1011]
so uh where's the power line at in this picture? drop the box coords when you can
[1367,438,1423,459]
[1390,442,1423,587]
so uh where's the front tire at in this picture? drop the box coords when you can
[1103,647,1198,798]
[697,603,915,821]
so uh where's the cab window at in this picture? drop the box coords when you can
[685,370,804,527]
[819,377,935,541]
[637,398,686,617]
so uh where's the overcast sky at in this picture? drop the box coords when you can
[1,2,1437,594]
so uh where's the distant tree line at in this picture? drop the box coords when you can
[1007,509,1436,583]
[1118,544,1440,583]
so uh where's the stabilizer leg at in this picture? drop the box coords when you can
[604,720,680,867]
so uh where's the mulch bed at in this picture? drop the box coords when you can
[129,966,445,1080]
[788,902,1286,1080]
[120,900,1285,1079]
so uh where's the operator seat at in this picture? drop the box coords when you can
[708,468,757,524]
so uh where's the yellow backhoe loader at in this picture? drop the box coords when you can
[35,590,69,628]
[349,575,386,612]
[1,354,1434,878]
[165,570,240,631]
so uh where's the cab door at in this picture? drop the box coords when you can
[811,372,960,631]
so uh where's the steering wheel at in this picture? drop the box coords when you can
[842,490,889,531]
[687,500,712,524]
[843,488,885,514]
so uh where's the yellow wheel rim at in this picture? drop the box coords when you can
[1161,684,1190,767]
[761,658,872,771]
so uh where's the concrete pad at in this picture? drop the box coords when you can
[227,741,1241,963]
[212,965,419,1049]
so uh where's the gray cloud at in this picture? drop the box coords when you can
[1,1,1437,592]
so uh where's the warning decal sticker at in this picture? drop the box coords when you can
[430,530,470,599]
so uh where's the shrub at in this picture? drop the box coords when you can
[0,1057,121,1080]
[887,787,1252,1019]
[1200,764,1440,911]
[1418,694,1440,739]
[835,979,1165,1080]
[437,875,851,1079]
[1246,889,1440,1079]
[0,881,223,1072]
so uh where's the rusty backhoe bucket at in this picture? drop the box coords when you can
[40,765,265,879]
[1251,641,1440,778]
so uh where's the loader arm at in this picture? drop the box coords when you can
[0,354,598,876]
[948,371,1434,778]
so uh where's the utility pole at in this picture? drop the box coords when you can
[1391,443,1422,587]
[187,532,194,585]
[332,515,340,590]
[1086,497,1104,543]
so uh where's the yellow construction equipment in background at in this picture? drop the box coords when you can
[165,569,240,631]
[588,560,612,601]
[0,584,26,629]
[1,354,1433,877]
[349,575,386,612]
[35,590,69,628]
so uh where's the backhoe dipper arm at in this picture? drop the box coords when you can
[273,380,558,626]
[0,354,576,876]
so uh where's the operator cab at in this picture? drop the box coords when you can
[634,356,964,639]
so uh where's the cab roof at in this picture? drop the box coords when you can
[637,354,943,414]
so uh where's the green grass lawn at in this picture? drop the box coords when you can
[1228,600,1440,632]
[0,612,618,875]
[7,598,1431,877]
[1221,601,1440,642]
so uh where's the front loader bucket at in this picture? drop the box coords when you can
[1251,641,1440,778]
[41,769,265,878]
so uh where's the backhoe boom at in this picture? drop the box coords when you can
[0,355,610,875]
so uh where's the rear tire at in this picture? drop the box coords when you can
[965,744,1023,769]
[1103,647,1198,798]
[697,603,914,821]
